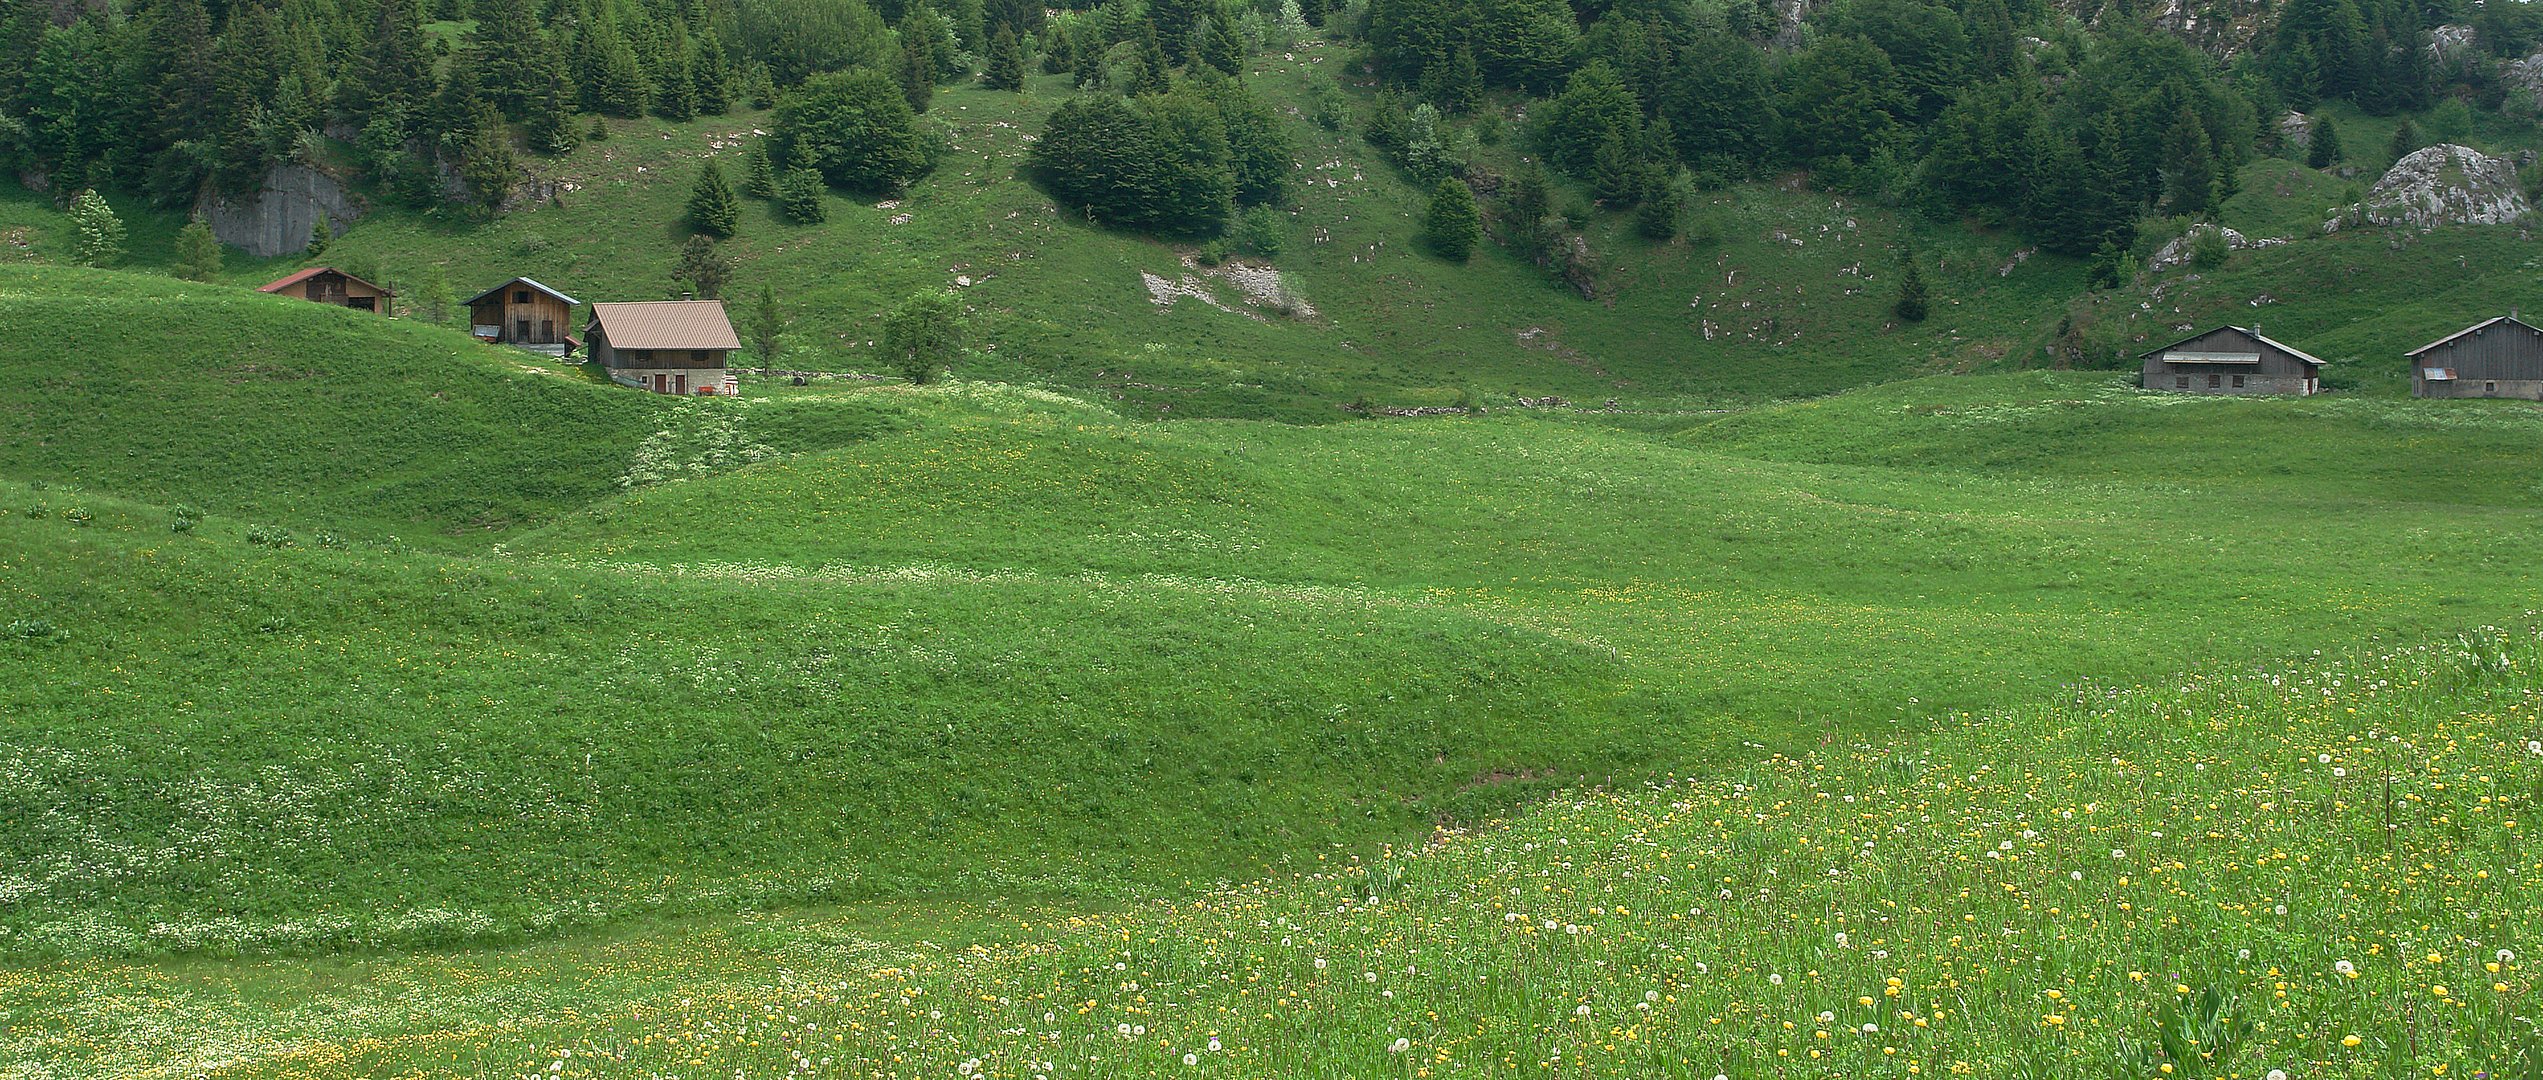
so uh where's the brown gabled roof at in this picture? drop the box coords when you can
[257,266,395,296]
[585,300,742,350]
[2406,315,2543,358]
[464,276,580,307]
[2140,325,2327,368]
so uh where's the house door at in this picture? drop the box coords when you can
[654,373,668,393]
[674,372,687,394]
[538,319,554,343]
[516,319,531,342]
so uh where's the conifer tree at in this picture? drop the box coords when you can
[459,103,519,213]
[673,234,735,298]
[654,33,698,120]
[1423,176,1480,261]
[1200,14,1243,77]
[525,59,582,155]
[1133,20,1173,95]
[2388,118,2422,165]
[1893,255,1929,322]
[749,283,786,372]
[777,166,829,222]
[898,37,935,113]
[688,159,740,237]
[692,31,733,115]
[984,25,1027,90]
[174,220,223,281]
[416,265,452,323]
[1503,160,1550,238]
[2160,105,2215,215]
[1635,172,1682,240]
[1590,129,1641,206]
[743,140,778,198]
[307,218,332,256]
[2307,116,2342,169]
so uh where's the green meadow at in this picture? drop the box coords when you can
[4,260,2543,1075]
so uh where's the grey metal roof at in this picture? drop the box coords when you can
[463,277,581,307]
[2405,315,2543,358]
[2160,352,2262,364]
[2140,326,2328,367]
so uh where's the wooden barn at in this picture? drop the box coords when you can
[2140,326,2326,396]
[585,300,740,396]
[466,277,579,354]
[257,267,393,314]
[2407,315,2543,400]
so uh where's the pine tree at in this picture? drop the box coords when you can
[693,31,733,115]
[688,159,740,237]
[459,103,519,213]
[1437,47,1481,112]
[778,166,829,222]
[984,25,1026,90]
[525,58,581,155]
[2388,118,2422,165]
[743,140,778,199]
[1503,160,1550,238]
[1893,256,1929,322]
[1200,14,1243,77]
[1590,129,1641,206]
[1133,20,1173,95]
[2160,104,2215,215]
[749,283,786,372]
[2307,116,2342,169]
[1423,177,1480,261]
[307,218,332,256]
[653,33,697,120]
[416,265,452,324]
[1634,172,1681,240]
[174,220,223,281]
[672,234,735,298]
[897,38,935,113]
[70,190,125,267]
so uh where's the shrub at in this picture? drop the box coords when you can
[246,524,295,548]
[770,68,935,194]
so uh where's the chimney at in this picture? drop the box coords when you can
[681,290,695,302]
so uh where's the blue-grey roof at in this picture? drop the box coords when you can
[464,277,581,307]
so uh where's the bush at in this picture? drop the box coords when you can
[246,524,295,548]
[1232,205,1286,257]
[770,69,935,194]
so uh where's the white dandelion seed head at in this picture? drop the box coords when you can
[1182,1054,1198,1067]
[2335,960,2356,975]
[2268,1070,2288,1080]
[1861,1023,1879,1034]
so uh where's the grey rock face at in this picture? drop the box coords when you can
[199,164,362,259]
[2328,144,2531,232]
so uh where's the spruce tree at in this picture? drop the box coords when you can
[1423,177,1480,261]
[459,103,519,213]
[653,34,697,120]
[1133,21,1173,95]
[1200,14,1243,77]
[1591,129,1641,207]
[174,220,223,281]
[1503,160,1550,238]
[70,190,125,267]
[688,159,740,237]
[897,38,935,113]
[984,25,1027,90]
[2307,117,2342,169]
[743,140,778,199]
[750,282,786,372]
[673,234,735,298]
[1438,46,1481,112]
[778,166,829,222]
[1635,173,1681,240]
[2388,118,2422,165]
[307,218,332,256]
[692,31,733,115]
[1893,256,1929,322]
[416,265,452,324]
[526,59,581,155]
[2160,105,2215,215]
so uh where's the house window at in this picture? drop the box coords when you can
[693,350,718,363]
[2174,375,2189,389]
[628,349,654,362]
[2487,381,2499,394]
[2208,374,2221,388]
[514,290,532,304]
[2231,374,2245,388]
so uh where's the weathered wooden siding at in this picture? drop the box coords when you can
[2420,323,2543,380]
[2141,326,2321,395]
[470,291,574,344]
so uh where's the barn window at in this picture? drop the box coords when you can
[628,349,653,362]
[514,290,532,304]
[2175,375,2189,389]
[2487,381,2499,393]
[2208,374,2221,388]
[2231,375,2245,388]
[693,350,718,363]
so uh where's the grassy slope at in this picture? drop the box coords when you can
[22,618,2539,1078]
